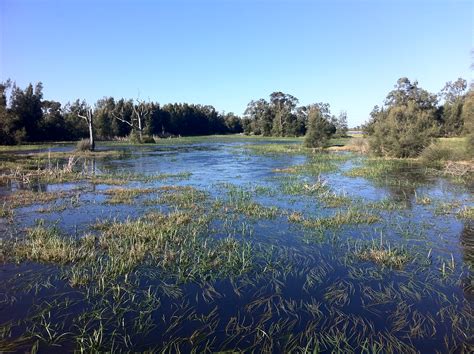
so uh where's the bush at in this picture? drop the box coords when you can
[128,132,155,144]
[349,137,369,154]
[304,109,335,148]
[141,136,156,144]
[369,102,438,158]
[419,143,457,167]
[76,139,91,152]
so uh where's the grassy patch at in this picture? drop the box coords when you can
[344,158,417,179]
[298,209,380,229]
[104,187,157,204]
[355,242,411,268]
[456,206,474,220]
[0,189,76,208]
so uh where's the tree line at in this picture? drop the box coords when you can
[1,78,470,156]
[0,80,244,146]
[0,81,349,148]
[362,77,472,157]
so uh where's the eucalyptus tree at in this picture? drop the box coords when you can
[269,92,299,136]
[334,111,348,137]
[439,78,468,136]
[244,99,272,136]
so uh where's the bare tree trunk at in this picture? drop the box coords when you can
[138,116,143,141]
[79,109,95,151]
[88,115,95,151]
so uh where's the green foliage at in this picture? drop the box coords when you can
[334,111,348,138]
[461,90,474,156]
[368,78,439,158]
[0,80,244,145]
[304,108,335,148]
[244,93,336,138]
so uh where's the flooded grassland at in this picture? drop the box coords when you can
[0,137,472,353]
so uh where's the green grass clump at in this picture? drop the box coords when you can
[366,199,407,211]
[356,243,410,268]
[0,204,13,218]
[104,187,157,204]
[230,200,278,219]
[12,224,93,264]
[244,144,305,155]
[4,209,253,286]
[273,153,349,176]
[76,139,91,152]
[456,206,474,220]
[414,193,432,205]
[344,158,416,179]
[301,209,380,229]
[281,179,328,196]
[153,186,208,209]
[0,190,74,208]
[319,192,352,208]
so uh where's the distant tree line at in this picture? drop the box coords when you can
[363,77,472,158]
[0,81,349,148]
[0,80,244,145]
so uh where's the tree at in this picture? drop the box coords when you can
[9,82,44,142]
[0,80,26,145]
[41,100,66,141]
[461,88,474,156]
[223,112,243,134]
[440,78,467,104]
[304,107,334,148]
[367,78,439,158]
[244,99,272,136]
[269,92,299,136]
[439,78,468,136]
[334,111,348,137]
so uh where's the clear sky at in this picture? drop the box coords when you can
[1,0,472,126]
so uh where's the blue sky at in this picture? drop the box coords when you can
[1,0,472,126]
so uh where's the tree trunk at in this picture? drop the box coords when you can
[138,116,143,141]
[88,118,95,151]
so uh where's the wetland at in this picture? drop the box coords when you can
[0,136,472,352]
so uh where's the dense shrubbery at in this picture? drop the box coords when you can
[364,77,471,159]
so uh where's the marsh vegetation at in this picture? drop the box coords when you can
[0,136,472,352]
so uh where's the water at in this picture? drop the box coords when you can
[0,138,472,352]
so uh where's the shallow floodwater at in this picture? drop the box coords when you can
[0,138,472,352]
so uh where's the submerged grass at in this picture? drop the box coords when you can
[0,138,472,352]
[4,208,253,286]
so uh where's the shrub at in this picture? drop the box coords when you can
[369,102,438,158]
[141,136,156,144]
[419,143,457,167]
[76,139,91,152]
[304,108,335,148]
